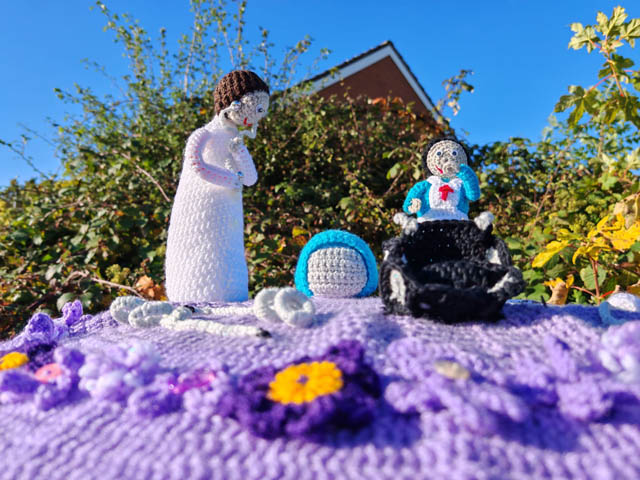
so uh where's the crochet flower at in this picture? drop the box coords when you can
[268,361,343,404]
[511,334,640,422]
[78,342,161,402]
[384,338,529,435]
[130,364,231,418]
[599,321,640,383]
[226,340,381,440]
[8,301,91,356]
[0,346,85,410]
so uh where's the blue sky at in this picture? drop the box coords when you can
[1,1,638,186]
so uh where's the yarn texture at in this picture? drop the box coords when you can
[295,230,378,298]
[403,138,480,221]
[3,299,640,479]
[165,70,269,303]
[380,219,525,322]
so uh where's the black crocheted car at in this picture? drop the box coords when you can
[379,219,525,323]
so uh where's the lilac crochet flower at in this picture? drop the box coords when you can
[0,346,85,410]
[599,321,640,383]
[61,300,86,327]
[78,342,161,402]
[127,373,183,418]
[128,364,232,418]
[181,363,235,418]
[384,338,529,435]
[226,340,381,440]
[511,334,640,422]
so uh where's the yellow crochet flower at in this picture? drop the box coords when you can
[268,361,343,405]
[0,352,29,371]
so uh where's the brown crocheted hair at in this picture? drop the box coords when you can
[214,70,270,114]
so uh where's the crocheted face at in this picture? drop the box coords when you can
[425,140,468,178]
[223,91,270,129]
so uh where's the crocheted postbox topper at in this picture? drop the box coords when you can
[295,230,378,298]
[165,71,269,304]
[403,137,481,222]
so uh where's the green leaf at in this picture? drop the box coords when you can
[57,293,77,312]
[338,197,355,210]
[386,162,402,180]
[579,266,606,290]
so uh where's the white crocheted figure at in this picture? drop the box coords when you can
[165,71,269,303]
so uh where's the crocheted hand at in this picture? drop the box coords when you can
[186,128,242,189]
[408,198,422,214]
[228,136,245,154]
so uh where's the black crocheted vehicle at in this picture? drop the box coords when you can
[379,219,525,323]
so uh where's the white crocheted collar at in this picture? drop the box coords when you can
[427,176,462,187]
[204,113,239,133]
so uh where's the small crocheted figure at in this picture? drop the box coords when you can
[403,137,480,222]
[294,230,378,298]
[165,71,269,303]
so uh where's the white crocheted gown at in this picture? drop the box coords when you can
[165,115,257,303]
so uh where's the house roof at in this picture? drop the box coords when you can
[306,40,443,121]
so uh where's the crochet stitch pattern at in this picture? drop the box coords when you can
[403,137,480,222]
[295,230,378,298]
[165,70,269,303]
[380,219,525,322]
[2,298,640,479]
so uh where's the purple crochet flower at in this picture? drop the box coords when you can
[128,373,183,418]
[61,300,85,327]
[129,364,231,418]
[78,342,161,402]
[599,321,640,383]
[226,340,381,440]
[384,338,529,435]
[0,346,85,410]
[5,301,92,357]
[179,363,234,417]
[511,334,640,422]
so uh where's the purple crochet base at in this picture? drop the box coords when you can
[1,298,640,480]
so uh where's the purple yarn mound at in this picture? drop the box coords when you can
[2,298,640,479]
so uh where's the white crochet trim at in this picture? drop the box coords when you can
[272,287,315,327]
[129,301,174,328]
[389,269,406,306]
[109,288,316,337]
[110,296,145,324]
[253,288,282,323]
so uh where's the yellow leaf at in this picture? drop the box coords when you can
[292,226,309,237]
[628,283,640,296]
[556,228,574,240]
[544,278,563,288]
[572,245,588,264]
[532,240,569,268]
[607,221,640,250]
[546,275,574,305]
[596,215,610,231]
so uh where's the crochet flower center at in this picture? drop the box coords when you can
[0,352,29,371]
[268,361,343,405]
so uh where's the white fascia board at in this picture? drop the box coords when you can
[308,45,435,112]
